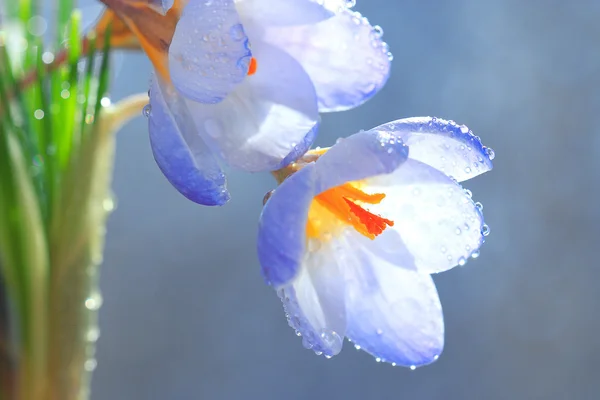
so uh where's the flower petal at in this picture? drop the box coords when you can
[169,0,252,103]
[343,231,444,367]
[185,43,319,172]
[279,242,346,357]
[366,159,485,274]
[258,131,409,287]
[263,9,391,112]
[372,117,494,182]
[148,77,230,206]
[258,165,317,287]
[314,130,409,192]
[235,0,336,26]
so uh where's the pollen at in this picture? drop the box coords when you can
[247,57,258,76]
[306,182,394,241]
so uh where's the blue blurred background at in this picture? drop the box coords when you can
[81,0,600,399]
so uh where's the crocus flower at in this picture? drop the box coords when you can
[103,0,391,205]
[257,117,494,366]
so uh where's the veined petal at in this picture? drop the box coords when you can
[235,0,336,26]
[186,43,319,172]
[314,130,409,193]
[279,243,346,357]
[169,0,252,103]
[366,159,485,274]
[148,77,230,206]
[263,9,391,112]
[259,165,317,287]
[258,131,409,287]
[372,117,494,182]
[343,231,444,367]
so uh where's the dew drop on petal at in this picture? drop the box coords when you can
[458,257,466,266]
[142,104,151,117]
[482,224,490,236]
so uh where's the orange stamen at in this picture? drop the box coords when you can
[344,198,394,238]
[306,182,394,241]
[248,57,258,76]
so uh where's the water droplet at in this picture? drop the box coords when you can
[471,250,480,259]
[142,104,151,117]
[455,227,462,235]
[84,359,97,372]
[27,16,47,36]
[102,196,116,212]
[320,330,342,354]
[375,357,382,363]
[440,246,447,254]
[464,167,472,174]
[410,365,416,370]
[229,24,246,41]
[458,257,466,266]
[464,189,472,198]
[460,125,469,134]
[263,190,274,205]
[485,147,495,160]
[85,292,103,311]
[482,224,490,236]
[354,344,361,350]
[475,202,483,211]
[41,51,54,64]
[345,0,356,7]
[391,362,397,367]
[86,327,100,342]
[32,154,44,167]
[372,25,384,38]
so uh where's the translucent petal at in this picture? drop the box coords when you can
[148,77,230,205]
[372,117,494,182]
[235,0,335,26]
[258,131,409,287]
[314,130,409,193]
[279,243,346,357]
[259,165,317,287]
[185,43,319,172]
[169,0,252,103]
[263,9,391,112]
[366,159,485,274]
[343,231,444,367]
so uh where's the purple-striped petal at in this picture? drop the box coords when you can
[169,0,252,103]
[371,117,494,182]
[148,77,229,206]
[258,130,409,287]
